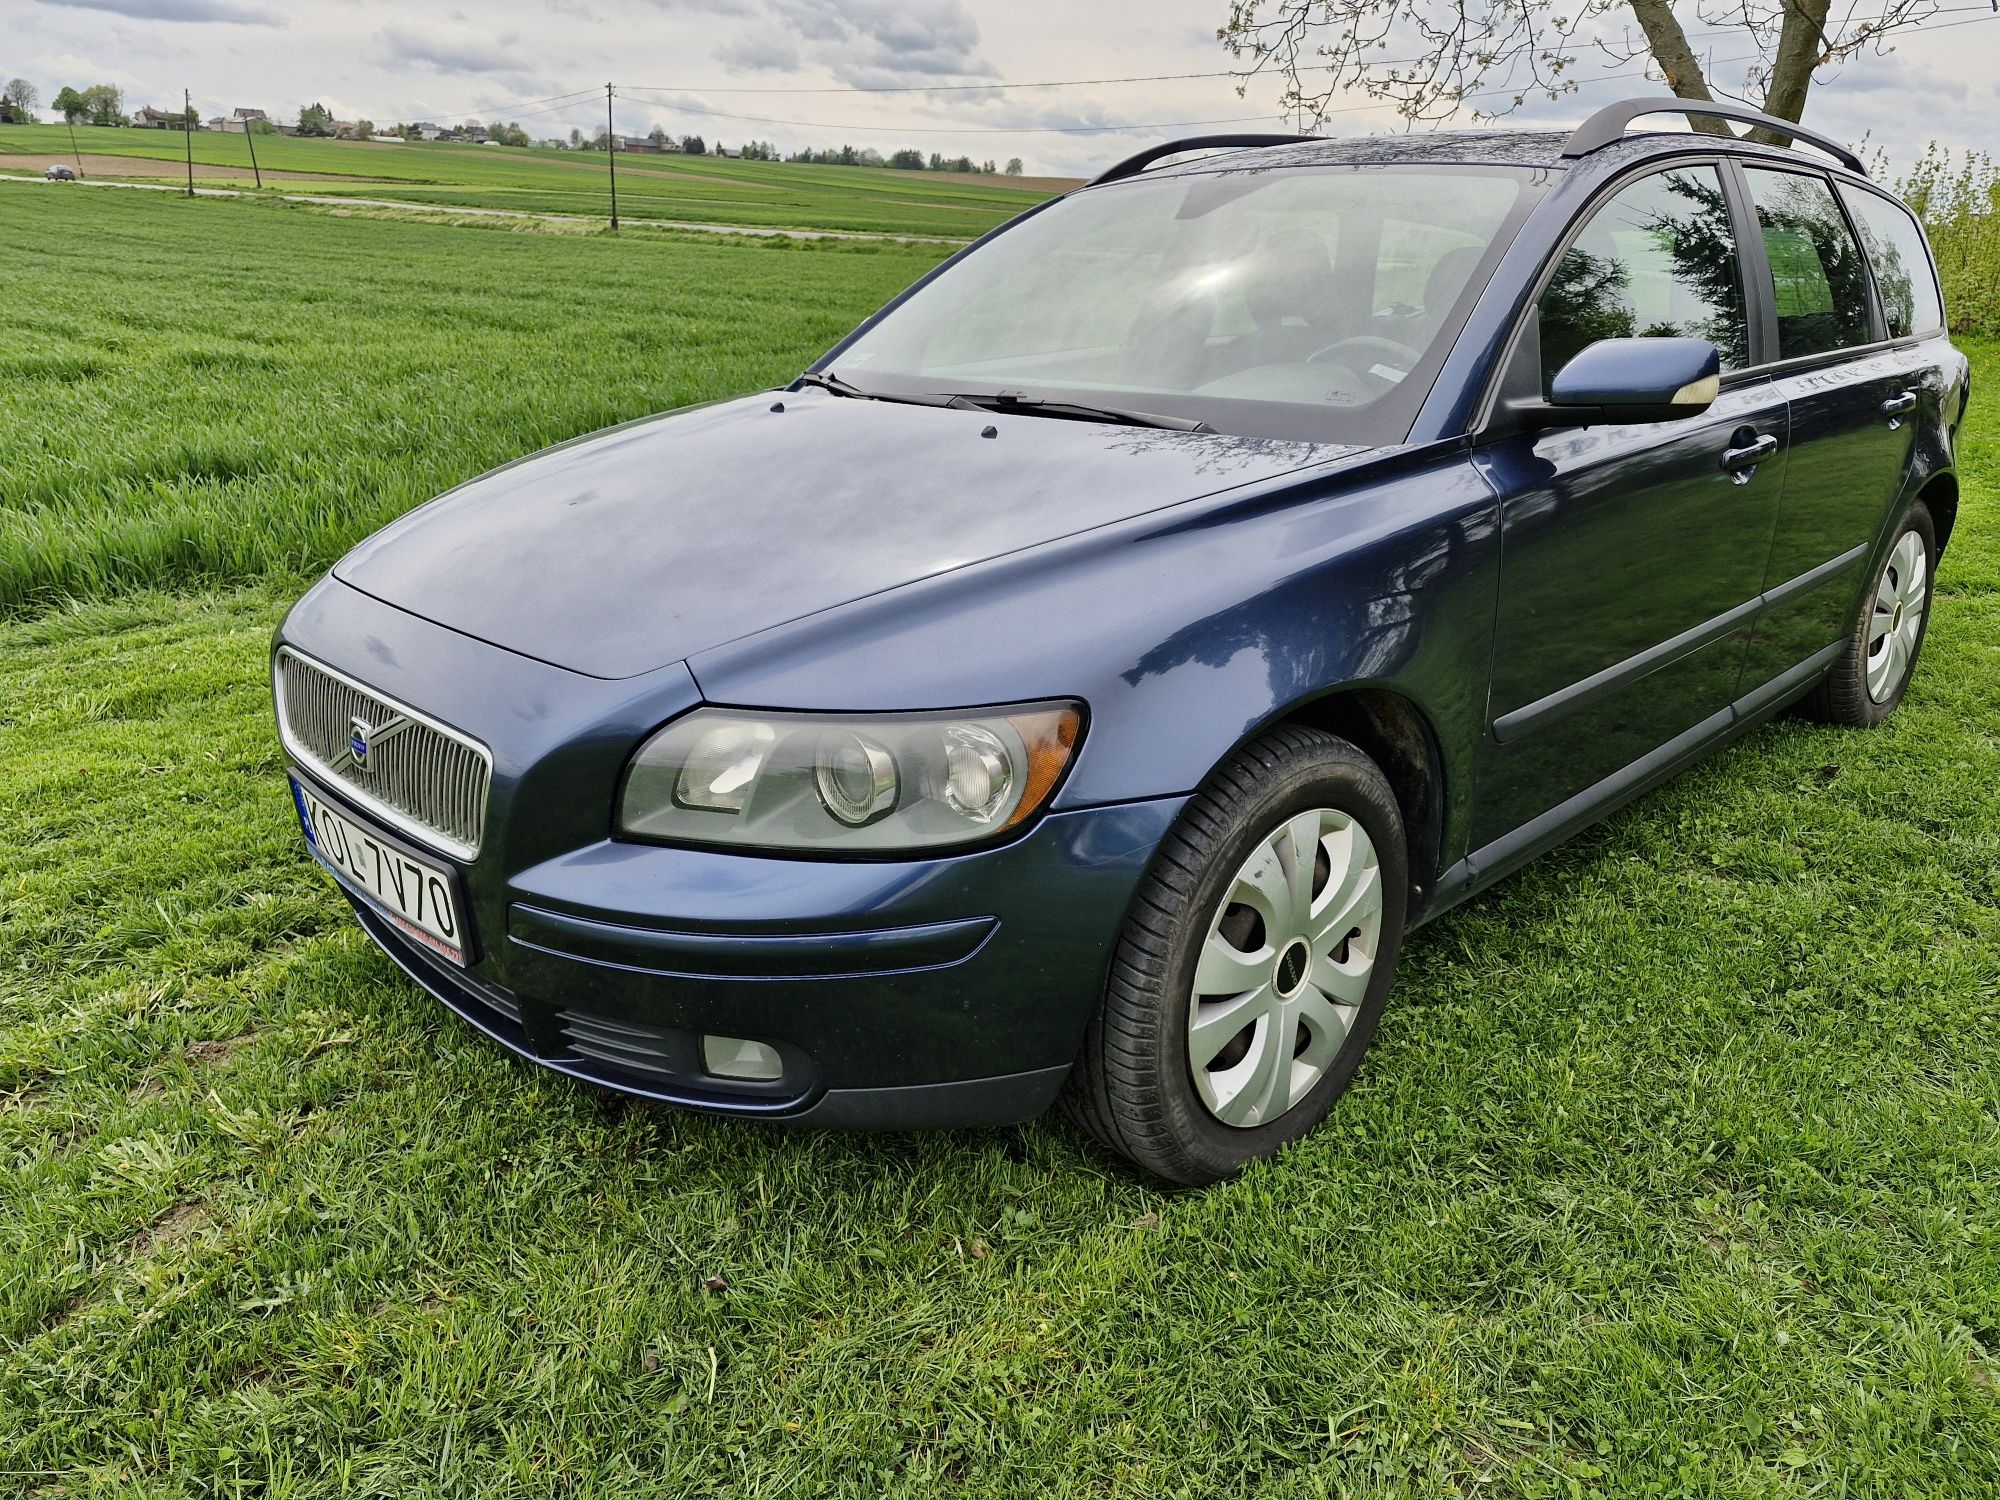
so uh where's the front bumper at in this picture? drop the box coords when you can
[281,578,1183,1128]
[322,784,1183,1127]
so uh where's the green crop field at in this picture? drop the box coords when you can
[2,187,1997,1497]
[0,123,1056,238]
[0,189,951,618]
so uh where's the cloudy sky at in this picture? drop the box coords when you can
[10,0,1997,177]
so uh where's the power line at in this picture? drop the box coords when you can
[617,5,1990,97]
[611,12,1994,138]
[612,99,1289,134]
[369,8,1998,146]
[491,95,610,122]
[418,87,601,124]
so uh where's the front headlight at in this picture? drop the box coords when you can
[617,702,1083,854]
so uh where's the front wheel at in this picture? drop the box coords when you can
[1063,726,1408,1185]
[1800,503,1937,726]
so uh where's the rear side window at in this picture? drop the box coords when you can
[1538,164,1750,395]
[1743,168,1874,357]
[1838,185,1944,338]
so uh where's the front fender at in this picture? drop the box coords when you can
[688,446,1501,865]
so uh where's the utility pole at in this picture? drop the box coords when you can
[606,82,618,230]
[184,88,195,197]
[241,103,263,188]
[66,116,84,178]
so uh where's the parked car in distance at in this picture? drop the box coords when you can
[45,164,77,181]
[274,98,1967,1183]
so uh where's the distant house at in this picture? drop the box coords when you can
[715,145,742,159]
[619,135,660,154]
[412,122,446,141]
[463,126,489,144]
[132,106,191,130]
[211,108,268,134]
[331,120,362,139]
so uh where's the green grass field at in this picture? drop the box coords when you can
[2,188,1996,1496]
[0,123,1055,238]
[0,189,949,619]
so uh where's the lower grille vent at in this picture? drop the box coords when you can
[559,1010,696,1082]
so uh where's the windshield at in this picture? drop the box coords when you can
[832,164,1536,444]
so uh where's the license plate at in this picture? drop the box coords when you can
[291,775,469,965]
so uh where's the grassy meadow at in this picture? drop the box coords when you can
[2,186,1997,1496]
[0,188,949,618]
[0,123,1054,238]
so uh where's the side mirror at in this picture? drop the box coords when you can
[1536,337,1722,426]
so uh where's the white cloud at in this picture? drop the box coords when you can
[377,22,535,78]
[8,0,1992,179]
[33,0,282,25]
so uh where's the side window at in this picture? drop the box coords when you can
[1743,167,1875,357]
[1538,164,1750,395]
[1838,185,1944,338]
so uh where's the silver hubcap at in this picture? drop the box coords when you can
[1187,807,1383,1129]
[1866,530,1928,703]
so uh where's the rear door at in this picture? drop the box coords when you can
[1470,160,1786,848]
[1733,164,1935,684]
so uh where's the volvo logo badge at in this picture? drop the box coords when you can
[342,712,412,776]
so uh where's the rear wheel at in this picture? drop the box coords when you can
[1801,504,1936,726]
[1063,726,1408,1185]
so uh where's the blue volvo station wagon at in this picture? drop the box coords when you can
[275,99,1967,1183]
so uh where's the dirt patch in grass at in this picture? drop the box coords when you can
[185,1033,256,1066]
[928,170,1082,193]
[133,1201,208,1255]
[0,154,385,184]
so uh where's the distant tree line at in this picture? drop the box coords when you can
[790,145,1025,174]
[1,77,39,123]
[0,77,1034,175]
[49,82,128,126]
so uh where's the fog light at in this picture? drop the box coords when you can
[702,1034,783,1082]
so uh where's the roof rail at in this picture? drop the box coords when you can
[1562,97,1865,175]
[1090,133,1320,187]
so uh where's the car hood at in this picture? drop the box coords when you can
[333,390,1362,679]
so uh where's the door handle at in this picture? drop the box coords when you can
[1720,432,1779,478]
[1882,391,1918,426]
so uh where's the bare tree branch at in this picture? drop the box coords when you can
[1622,0,1733,132]
[1219,0,1943,138]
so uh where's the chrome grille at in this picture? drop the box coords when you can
[275,648,491,859]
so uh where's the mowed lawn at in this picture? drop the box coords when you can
[0,124,1055,238]
[2,189,1996,1497]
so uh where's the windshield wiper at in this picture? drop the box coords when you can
[795,373,1209,431]
[792,370,958,408]
[946,393,1209,432]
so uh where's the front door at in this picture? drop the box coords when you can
[1471,161,1785,849]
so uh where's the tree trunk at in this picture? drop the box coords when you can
[1623,0,1735,136]
[1749,0,1832,143]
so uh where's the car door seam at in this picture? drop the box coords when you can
[1492,541,1866,744]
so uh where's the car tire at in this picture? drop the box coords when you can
[1062,725,1408,1185]
[1799,502,1936,727]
